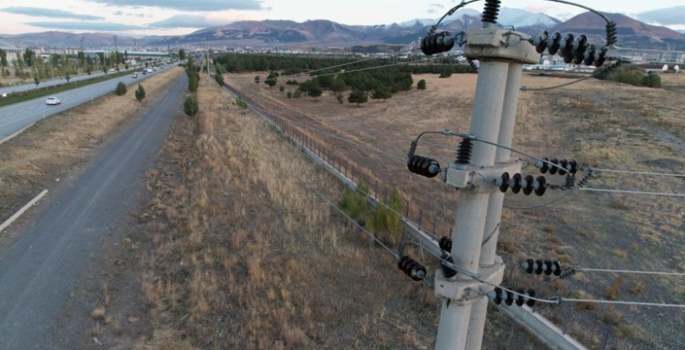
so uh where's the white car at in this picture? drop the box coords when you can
[46,97,61,105]
[132,73,138,78]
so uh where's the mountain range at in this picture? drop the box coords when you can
[1,8,684,51]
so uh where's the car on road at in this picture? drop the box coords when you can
[109,68,116,73]
[132,73,138,78]
[46,96,61,105]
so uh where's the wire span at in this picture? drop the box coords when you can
[575,267,685,277]
[588,168,685,178]
[577,188,685,198]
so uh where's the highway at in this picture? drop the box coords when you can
[0,65,175,141]
[0,75,187,349]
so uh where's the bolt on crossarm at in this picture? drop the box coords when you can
[432,1,540,349]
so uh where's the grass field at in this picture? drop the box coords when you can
[224,70,685,349]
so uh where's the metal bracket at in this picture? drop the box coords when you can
[434,256,505,306]
[445,159,522,192]
[464,28,540,64]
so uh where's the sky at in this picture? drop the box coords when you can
[0,0,683,36]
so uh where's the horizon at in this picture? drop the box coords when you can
[0,1,684,37]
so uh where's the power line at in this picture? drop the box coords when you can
[577,188,685,198]
[589,168,685,179]
[574,267,685,277]
[560,298,685,309]
[503,191,575,210]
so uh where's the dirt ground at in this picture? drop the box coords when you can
[0,67,184,248]
[224,71,685,349]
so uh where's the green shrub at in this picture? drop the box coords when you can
[287,91,292,99]
[642,73,662,88]
[135,84,146,102]
[417,79,426,90]
[613,70,644,86]
[184,95,199,117]
[115,81,127,96]
[279,86,285,92]
[293,90,302,98]
[366,189,403,245]
[188,74,199,92]
[235,98,248,109]
[338,181,370,225]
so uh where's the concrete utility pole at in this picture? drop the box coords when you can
[206,48,210,87]
[434,2,539,349]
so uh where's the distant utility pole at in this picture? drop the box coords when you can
[429,2,540,349]
[80,36,84,52]
[206,47,210,87]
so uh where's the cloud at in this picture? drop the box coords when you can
[84,0,263,11]
[429,3,445,9]
[636,6,685,26]
[149,14,228,28]
[427,9,436,14]
[1,6,104,20]
[26,21,146,31]
[114,10,123,15]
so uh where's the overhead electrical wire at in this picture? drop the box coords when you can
[577,188,685,198]
[574,267,685,277]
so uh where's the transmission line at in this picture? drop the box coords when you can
[574,267,685,277]
[577,188,685,198]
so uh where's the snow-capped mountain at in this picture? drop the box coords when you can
[396,7,560,30]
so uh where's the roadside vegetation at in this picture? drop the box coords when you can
[595,63,662,88]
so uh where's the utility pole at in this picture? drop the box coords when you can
[206,47,210,87]
[431,2,539,349]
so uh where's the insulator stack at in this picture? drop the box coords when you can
[398,256,427,281]
[535,158,578,176]
[487,287,536,307]
[531,31,609,67]
[456,139,473,165]
[565,173,575,188]
[576,169,595,189]
[482,0,501,24]
[606,21,618,47]
[440,253,458,279]
[439,236,453,252]
[421,32,455,56]
[407,155,441,178]
[521,259,562,276]
[495,173,547,196]
[407,140,418,159]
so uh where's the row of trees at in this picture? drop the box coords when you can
[185,56,200,117]
[595,64,662,88]
[114,81,146,102]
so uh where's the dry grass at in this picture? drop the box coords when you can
[130,79,446,349]
[605,276,624,300]
[0,68,184,232]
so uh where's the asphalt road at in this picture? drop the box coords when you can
[0,65,175,141]
[0,75,187,349]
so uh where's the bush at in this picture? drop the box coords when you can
[308,85,323,98]
[254,75,260,84]
[293,90,302,98]
[279,86,285,92]
[338,181,370,225]
[439,72,452,78]
[235,98,248,109]
[642,72,662,88]
[367,189,403,245]
[613,70,644,86]
[188,74,199,92]
[417,79,426,90]
[135,84,146,102]
[115,82,127,96]
[348,90,368,106]
[336,93,344,104]
[184,95,199,117]
[287,91,292,99]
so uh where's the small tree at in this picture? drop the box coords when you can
[115,81,127,96]
[135,84,146,102]
[65,72,71,83]
[188,74,199,92]
[417,79,426,90]
[265,72,278,88]
[287,91,292,99]
[179,49,186,61]
[279,86,285,92]
[184,95,199,117]
[642,72,662,88]
[254,75,260,84]
[371,86,392,101]
[308,85,323,98]
[215,69,225,86]
[336,93,344,104]
[34,75,40,87]
[293,90,302,98]
[348,90,368,106]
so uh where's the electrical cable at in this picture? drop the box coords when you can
[559,298,685,309]
[503,191,575,210]
[574,267,685,277]
[588,168,685,179]
[296,56,438,79]
[520,60,625,92]
[577,188,685,198]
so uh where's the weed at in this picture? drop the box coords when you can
[605,276,624,300]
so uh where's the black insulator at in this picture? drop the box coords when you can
[408,155,440,178]
[572,35,588,65]
[535,176,547,197]
[439,236,453,252]
[561,34,575,64]
[548,158,559,175]
[499,172,510,193]
[421,32,456,56]
[577,170,595,189]
[606,21,618,47]
[516,289,526,306]
[526,289,536,307]
[534,259,544,275]
[493,287,503,305]
[565,174,575,188]
[456,139,473,165]
[504,290,514,306]
[569,160,578,175]
[482,0,501,24]
[547,32,562,55]
[398,256,427,281]
[535,31,549,54]
[407,140,418,159]
[511,173,523,194]
[525,258,535,274]
[539,157,550,174]
[440,253,458,279]
[558,160,568,176]
[595,47,608,67]
[523,175,535,196]
[583,45,596,66]
[553,261,562,276]
[544,260,553,276]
